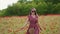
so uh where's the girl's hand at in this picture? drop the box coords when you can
[20,27,24,30]
[15,28,21,32]
[39,27,42,31]
[39,27,42,33]
[15,27,24,32]
[36,23,42,31]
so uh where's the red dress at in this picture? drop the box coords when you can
[26,15,39,34]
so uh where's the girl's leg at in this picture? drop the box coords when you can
[29,28,35,34]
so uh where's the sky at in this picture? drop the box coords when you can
[0,0,18,10]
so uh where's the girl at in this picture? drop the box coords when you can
[16,8,42,34]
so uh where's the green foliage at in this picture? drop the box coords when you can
[36,2,48,15]
[0,0,60,16]
[45,0,60,4]
[53,3,60,14]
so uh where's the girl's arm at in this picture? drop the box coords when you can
[37,22,42,31]
[15,18,29,32]
[21,18,29,28]
[36,15,42,31]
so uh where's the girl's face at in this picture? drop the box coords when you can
[31,11,35,15]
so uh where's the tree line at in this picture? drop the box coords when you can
[0,0,60,16]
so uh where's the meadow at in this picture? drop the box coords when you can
[0,15,60,34]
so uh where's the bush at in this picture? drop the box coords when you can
[0,0,60,16]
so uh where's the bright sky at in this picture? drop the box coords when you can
[0,0,18,10]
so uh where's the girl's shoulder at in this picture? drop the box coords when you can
[36,14,38,18]
[28,15,30,17]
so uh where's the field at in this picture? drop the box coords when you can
[0,15,60,34]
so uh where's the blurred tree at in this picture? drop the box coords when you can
[53,3,60,14]
[36,2,48,15]
[18,0,27,3]
[0,0,60,16]
[0,9,6,16]
[32,0,44,4]
[45,0,60,4]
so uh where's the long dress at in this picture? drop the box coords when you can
[26,15,39,34]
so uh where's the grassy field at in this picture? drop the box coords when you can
[0,15,60,34]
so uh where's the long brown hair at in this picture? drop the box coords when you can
[29,8,38,16]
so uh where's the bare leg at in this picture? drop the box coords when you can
[29,28,35,34]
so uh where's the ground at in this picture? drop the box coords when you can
[0,15,60,34]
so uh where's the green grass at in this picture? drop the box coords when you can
[0,15,60,34]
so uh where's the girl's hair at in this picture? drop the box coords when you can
[29,8,38,16]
